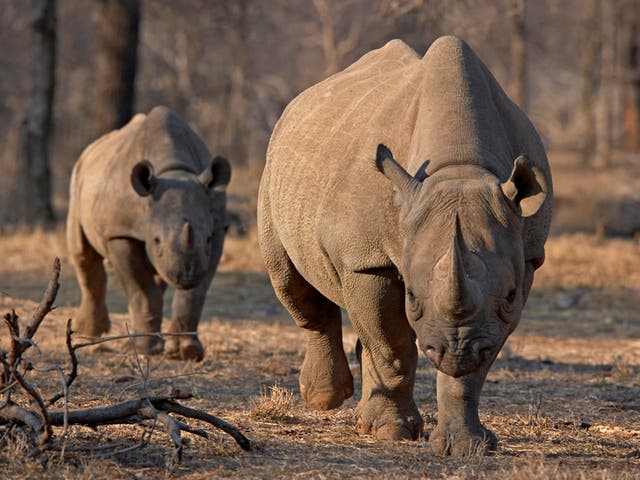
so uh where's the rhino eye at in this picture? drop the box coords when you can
[406,289,422,316]
[406,289,416,303]
[506,288,517,304]
[153,236,161,245]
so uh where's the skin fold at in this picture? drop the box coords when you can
[258,36,552,454]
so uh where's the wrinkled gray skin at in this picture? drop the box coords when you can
[258,36,552,454]
[67,106,231,361]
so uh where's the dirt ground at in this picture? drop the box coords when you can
[0,158,639,479]
[0,227,638,480]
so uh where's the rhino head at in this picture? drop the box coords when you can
[130,156,231,290]
[376,144,548,377]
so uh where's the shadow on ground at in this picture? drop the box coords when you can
[0,267,288,323]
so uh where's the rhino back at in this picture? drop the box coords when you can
[264,40,426,298]
[407,36,514,177]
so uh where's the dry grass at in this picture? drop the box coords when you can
[535,233,640,290]
[218,226,265,273]
[0,228,638,479]
[0,159,639,478]
[249,384,297,421]
[1,291,638,479]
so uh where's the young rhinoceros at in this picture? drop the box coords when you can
[67,106,231,361]
[258,36,552,454]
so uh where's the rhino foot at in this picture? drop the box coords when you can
[165,336,205,362]
[355,398,423,441]
[134,335,164,356]
[299,347,354,410]
[428,422,497,456]
[75,307,110,337]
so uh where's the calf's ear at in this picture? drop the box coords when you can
[131,160,156,197]
[375,144,423,203]
[501,154,548,217]
[199,156,231,191]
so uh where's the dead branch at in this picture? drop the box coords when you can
[73,331,198,350]
[46,319,77,407]
[7,358,52,446]
[25,257,60,339]
[0,258,251,464]
[155,398,252,451]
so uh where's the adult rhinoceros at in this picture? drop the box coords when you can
[67,106,231,361]
[258,36,552,455]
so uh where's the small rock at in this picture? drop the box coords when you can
[554,290,586,309]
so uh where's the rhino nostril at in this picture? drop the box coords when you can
[425,346,441,364]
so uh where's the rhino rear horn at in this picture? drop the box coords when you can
[501,154,548,217]
[375,144,423,202]
[131,160,156,197]
[199,156,231,191]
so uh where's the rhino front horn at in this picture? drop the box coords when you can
[181,222,194,250]
[434,223,482,323]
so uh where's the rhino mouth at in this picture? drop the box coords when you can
[172,275,202,290]
[423,344,495,378]
[159,266,206,290]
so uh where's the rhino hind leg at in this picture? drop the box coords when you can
[106,238,165,355]
[276,263,353,410]
[343,271,423,441]
[259,226,352,410]
[67,221,110,336]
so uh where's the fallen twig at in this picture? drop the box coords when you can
[0,258,252,464]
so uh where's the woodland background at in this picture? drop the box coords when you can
[0,2,639,478]
[0,0,639,233]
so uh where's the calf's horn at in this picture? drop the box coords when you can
[181,222,194,250]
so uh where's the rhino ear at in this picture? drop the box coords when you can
[131,160,156,197]
[501,154,548,217]
[199,156,231,191]
[375,144,422,202]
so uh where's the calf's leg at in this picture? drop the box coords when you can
[106,238,165,355]
[67,219,110,336]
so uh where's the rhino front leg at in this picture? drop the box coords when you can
[106,238,165,355]
[343,271,423,441]
[429,364,497,455]
[166,280,210,362]
[165,232,224,361]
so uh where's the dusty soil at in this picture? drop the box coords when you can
[0,226,638,480]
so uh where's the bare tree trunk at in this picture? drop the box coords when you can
[94,0,140,136]
[621,21,640,152]
[18,0,56,226]
[222,0,248,165]
[509,0,527,111]
[579,0,601,158]
[312,0,362,78]
[595,0,616,167]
